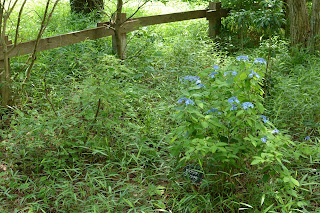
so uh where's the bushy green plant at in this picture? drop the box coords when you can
[170,55,306,210]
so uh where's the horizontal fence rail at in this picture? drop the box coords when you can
[0,21,140,60]
[0,4,229,60]
[1,1,228,106]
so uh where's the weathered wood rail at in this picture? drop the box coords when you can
[0,1,229,106]
[0,2,228,60]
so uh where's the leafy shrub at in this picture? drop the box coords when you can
[170,55,306,210]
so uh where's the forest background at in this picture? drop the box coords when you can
[0,0,320,212]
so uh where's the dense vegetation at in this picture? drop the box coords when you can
[1,1,320,212]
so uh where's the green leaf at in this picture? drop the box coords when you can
[209,118,226,129]
[236,110,244,117]
[251,158,263,165]
[256,102,264,113]
[290,177,300,186]
[201,121,209,129]
[210,145,217,153]
[239,72,247,80]
[197,101,204,109]
[216,142,228,146]
[226,78,234,85]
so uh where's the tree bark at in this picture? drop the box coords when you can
[309,0,320,50]
[288,0,310,46]
[282,0,290,37]
[70,0,104,14]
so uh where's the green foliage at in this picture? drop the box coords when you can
[266,48,320,140]
[224,0,285,35]
[170,56,311,210]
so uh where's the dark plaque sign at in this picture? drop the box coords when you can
[184,165,204,183]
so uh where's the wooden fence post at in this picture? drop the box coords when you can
[0,36,12,107]
[208,2,222,38]
[112,13,127,60]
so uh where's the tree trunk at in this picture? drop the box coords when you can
[70,0,104,14]
[309,0,320,50]
[288,0,310,46]
[282,0,290,37]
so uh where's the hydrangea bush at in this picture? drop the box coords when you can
[171,56,302,198]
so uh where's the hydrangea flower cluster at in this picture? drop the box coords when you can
[210,71,219,78]
[177,97,194,106]
[248,70,260,79]
[237,55,249,62]
[228,97,240,111]
[254,58,267,64]
[180,75,201,84]
[230,105,237,111]
[260,115,269,123]
[228,97,254,111]
[228,97,240,104]
[206,108,221,115]
[241,102,254,110]
[261,136,268,143]
[212,65,219,70]
[224,71,238,77]
[180,75,206,88]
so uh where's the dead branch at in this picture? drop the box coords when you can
[11,0,27,50]
[22,0,60,86]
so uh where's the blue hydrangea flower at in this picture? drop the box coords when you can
[305,136,311,140]
[212,65,219,70]
[271,129,280,134]
[260,115,269,123]
[210,71,219,78]
[261,136,268,143]
[177,97,194,106]
[248,71,260,79]
[241,102,254,110]
[230,104,238,111]
[254,58,267,64]
[237,55,249,62]
[224,71,238,77]
[228,97,240,104]
[197,84,205,88]
[206,108,222,114]
[180,75,200,83]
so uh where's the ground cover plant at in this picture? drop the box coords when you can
[1,0,320,212]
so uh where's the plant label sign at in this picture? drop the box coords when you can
[184,165,203,183]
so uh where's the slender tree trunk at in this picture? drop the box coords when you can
[309,0,320,50]
[288,0,310,46]
[282,0,290,37]
[70,0,104,14]
[0,56,11,107]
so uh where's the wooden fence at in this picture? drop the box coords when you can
[0,1,228,105]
